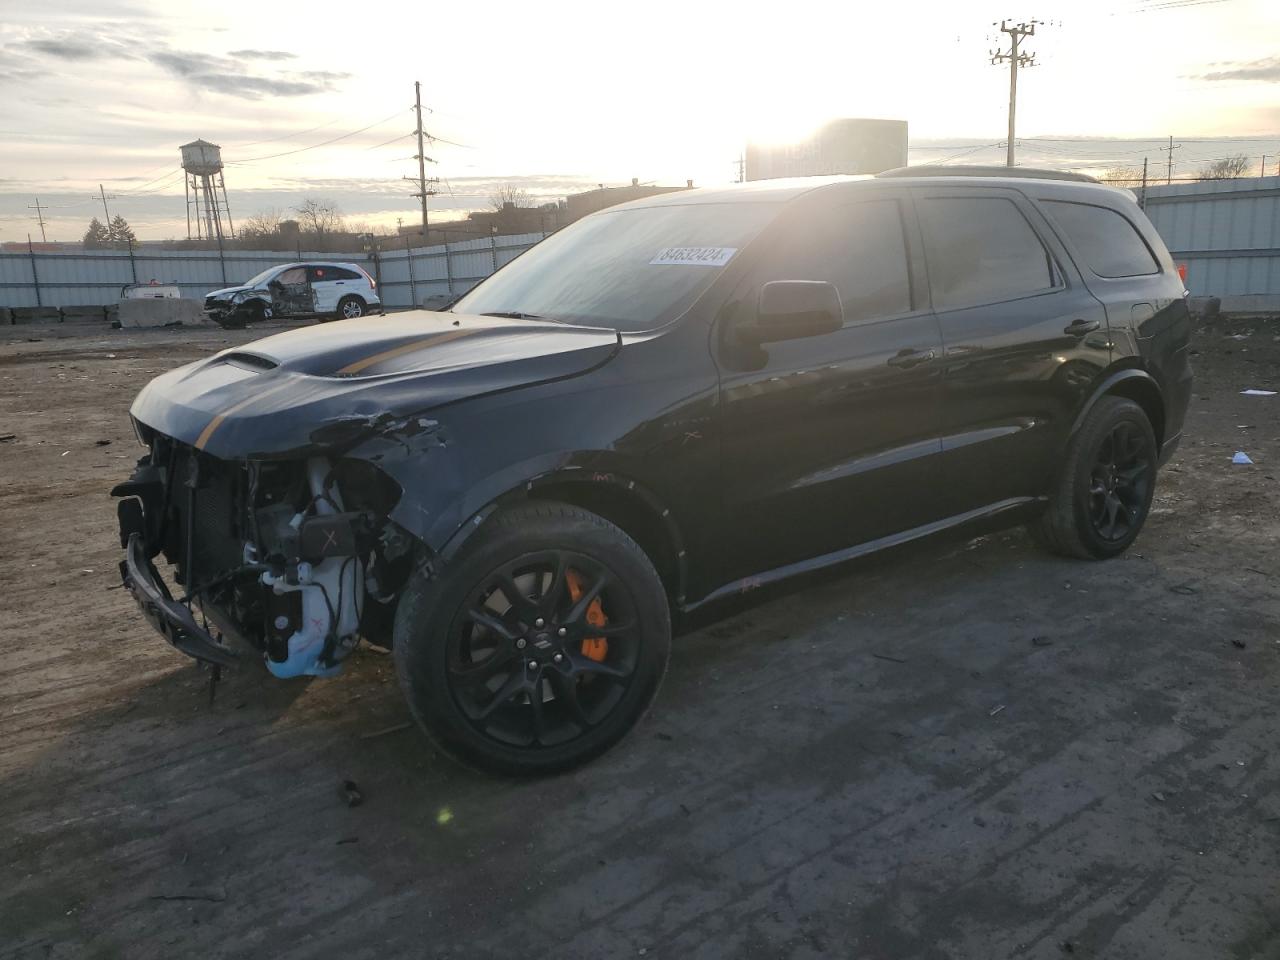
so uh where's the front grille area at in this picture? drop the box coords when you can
[164,446,248,588]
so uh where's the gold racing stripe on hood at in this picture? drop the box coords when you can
[193,379,300,451]
[336,328,475,377]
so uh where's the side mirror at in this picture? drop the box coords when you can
[740,280,843,344]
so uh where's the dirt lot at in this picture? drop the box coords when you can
[1,315,1278,960]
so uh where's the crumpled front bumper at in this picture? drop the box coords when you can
[118,531,239,669]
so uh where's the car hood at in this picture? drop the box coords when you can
[205,285,254,300]
[130,311,621,458]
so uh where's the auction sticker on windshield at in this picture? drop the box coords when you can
[650,247,737,267]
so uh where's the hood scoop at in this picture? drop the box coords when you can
[220,352,279,371]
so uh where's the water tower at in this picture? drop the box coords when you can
[180,139,235,241]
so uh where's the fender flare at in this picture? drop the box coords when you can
[434,465,690,602]
[1068,366,1164,442]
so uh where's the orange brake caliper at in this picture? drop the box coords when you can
[565,568,609,662]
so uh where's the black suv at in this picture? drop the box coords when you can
[114,167,1192,775]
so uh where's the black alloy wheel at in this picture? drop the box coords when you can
[1028,395,1158,559]
[394,502,670,776]
[447,550,640,749]
[1087,419,1153,543]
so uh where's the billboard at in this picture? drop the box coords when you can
[745,118,908,181]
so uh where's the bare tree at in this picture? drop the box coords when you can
[1102,165,1145,188]
[489,185,532,211]
[293,198,345,236]
[240,207,286,238]
[1198,154,1252,180]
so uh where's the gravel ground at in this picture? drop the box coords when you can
[1,315,1278,960]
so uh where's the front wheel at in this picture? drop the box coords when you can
[1028,396,1158,559]
[335,295,365,320]
[393,503,671,776]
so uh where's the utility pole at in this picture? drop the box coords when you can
[1139,157,1148,210]
[97,184,117,224]
[990,20,1040,167]
[1161,136,1181,185]
[735,155,745,183]
[407,81,438,242]
[27,197,48,243]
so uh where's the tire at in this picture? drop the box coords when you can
[335,295,366,321]
[393,502,671,776]
[1028,396,1158,560]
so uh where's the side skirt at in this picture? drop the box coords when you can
[684,496,1043,613]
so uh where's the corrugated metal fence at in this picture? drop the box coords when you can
[7,183,1279,311]
[0,232,547,310]
[1141,177,1280,299]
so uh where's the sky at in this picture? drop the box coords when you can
[2,0,1279,241]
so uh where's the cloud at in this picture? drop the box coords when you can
[21,37,107,60]
[6,25,341,100]
[1197,56,1280,83]
[0,65,41,84]
[149,50,348,99]
[228,49,298,61]
[6,29,139,62]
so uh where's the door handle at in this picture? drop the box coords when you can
[1064,318,1100,336]
[887,348,936,369]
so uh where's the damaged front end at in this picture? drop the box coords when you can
[114,433,413,677]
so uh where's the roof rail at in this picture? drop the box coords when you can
[876,165,1100,184]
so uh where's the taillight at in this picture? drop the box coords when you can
[359,266,376,289]
[1176,262,1188,283]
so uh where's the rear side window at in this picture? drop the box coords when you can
[1042,200,1160,278]
[762,199,912,324]
[327,267,364,281]
[918,197,1058,310]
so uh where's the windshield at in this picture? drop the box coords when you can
[243,266,281,288]
[452,202,783,331]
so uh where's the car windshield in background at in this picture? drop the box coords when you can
[452,202,782,331]
[243,267,277,288]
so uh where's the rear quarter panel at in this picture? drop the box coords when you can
[1030,186,1192,448]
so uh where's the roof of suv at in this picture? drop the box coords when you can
[612,168,1126,213]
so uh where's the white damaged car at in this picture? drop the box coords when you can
[203,261,381,328]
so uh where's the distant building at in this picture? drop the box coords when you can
[565,178,693,222]
[394,178,694,245]
[746,119,908,181]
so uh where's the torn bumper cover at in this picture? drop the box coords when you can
[119,531,239,669]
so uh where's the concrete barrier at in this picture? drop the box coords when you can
[1218,294,1280,317]
[61,305,109,323]
[12,307,62,324]
[118,298,207,328]
[0,307,12,325]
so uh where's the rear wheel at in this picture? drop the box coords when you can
[1029,396,1157,559]
[393,503,671,776]
[336,295,365,320]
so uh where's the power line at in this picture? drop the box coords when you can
[922,141,1006,165]
[232,117,342,149]
[1020,134,1280,144]
[365,131,415,151]
[226,109,409,164]
[122,169,187,197]
[1124,0,1235,13]
[118,166,183,195]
